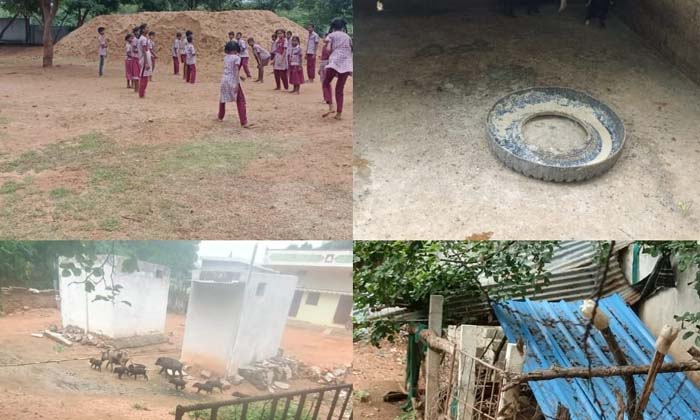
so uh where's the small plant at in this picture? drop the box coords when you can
[354,389,371,402]
[53,344,65,353]
[132,403,150,411]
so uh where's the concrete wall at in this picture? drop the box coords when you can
[628,249,700,384]
[180,272,298,376]
[59,256,170,338]
[616,0,700,85]
[180,281,246,374]
[229,272,298,373]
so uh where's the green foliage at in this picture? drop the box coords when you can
[62,0,119,27]
[353,241,556,344]
[640,241,700,344]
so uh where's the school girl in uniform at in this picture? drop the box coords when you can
[147,31,157,81]
[124,34,134,88]
[272,29,289,90]
[97,27,107,77]
[218,41,249,128]
[172,32,182,75]
[288,36,304,94]
[185,34,197,84]
[130,28,141,93]
[305,24,320,82]
[247,38,270,83]
[235,32,252,79]
[182,30,192,81]
[322,18,353,120]
[318,35,330,84]
[138,30,153,98]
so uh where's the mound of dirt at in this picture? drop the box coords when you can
[56,10,307,64]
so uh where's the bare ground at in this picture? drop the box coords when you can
[353,340,407,420]
[0,308,352,419]
[353,5,700,240]
[0,46,352,239]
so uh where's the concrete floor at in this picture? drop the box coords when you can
[353,5,700,239]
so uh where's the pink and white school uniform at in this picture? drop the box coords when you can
[129,37,141,82]
[238,38,252,78]
[124,42,132,81]
[318,43,330,83]
[138,35,153,97]
[288,44,304,87]
[148,38,157,74]
[254,44,270,66]
[180,39,188,80]
[306,30,320,81]
[98,34,107,76]
[322,31,353,113]
[172,37,181,74]
[272,37,289,90]
[218,54,247,126]
[185,42,197,83]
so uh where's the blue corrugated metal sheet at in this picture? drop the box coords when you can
[493,294,700,420]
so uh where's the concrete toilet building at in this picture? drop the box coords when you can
[180,270,298,376]
[59,256,171,338]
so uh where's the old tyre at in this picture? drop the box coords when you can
[486,87,626,182]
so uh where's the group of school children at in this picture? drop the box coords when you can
[97,17,352,125]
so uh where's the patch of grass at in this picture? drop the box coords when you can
[0,180,23,194]
[188,401,312,420]
[0,132,112,174]
[98,216,121,232]
[159,140,263,175]
[49,188,71,200]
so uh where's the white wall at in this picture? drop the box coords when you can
[229,272,298,373]
[180,272,298,376]
[293,291,347,327]
[629,249,700,383]
[180,281,246,374]
[59,256,170,338]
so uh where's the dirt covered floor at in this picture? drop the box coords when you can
[0,308,352,419]
[353,340,407,420]
[0,40,351,239]
[353,4,700,239]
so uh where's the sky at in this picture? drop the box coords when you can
[197,240,328,265]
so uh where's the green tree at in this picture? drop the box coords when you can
[62,0,119,27]
[299,0,352,30]
[353,241,556,345]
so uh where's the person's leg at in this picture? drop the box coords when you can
[322,69,337,115]
[274,70,281,89]
[282,69,289,90]
[242,57,252,78]
[139,76,148,98]
[99,55,104,76]
[236,86,248,126]
[599,0,609,27]
[218,102,226,120]
[190,64,196,83]
[258,65,264,82]
[182,55,187,80]
[307,53,315,82]
[335,72,349,115]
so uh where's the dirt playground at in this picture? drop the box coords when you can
[0,308,353,419]
[0,17,352,239]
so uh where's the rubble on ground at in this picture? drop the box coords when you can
[234,350,351,391]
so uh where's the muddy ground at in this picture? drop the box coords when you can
[353,5,700,239]
[353,340,407,420]
[0,308,352,419]
[0,46,352,239]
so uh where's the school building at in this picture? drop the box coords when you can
[263,249,353,328]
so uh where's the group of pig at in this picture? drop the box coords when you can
[88,351,225,394]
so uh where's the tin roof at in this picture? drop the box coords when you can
[493,294,700,420]
[445,241,640,324]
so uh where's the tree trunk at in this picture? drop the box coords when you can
[0,13,19,41]
[40,0,59,67]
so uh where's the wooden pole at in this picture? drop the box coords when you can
[504,360,700,390]
[425,295,443,420]
[631,325,679,420]
[497,343,525,420]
